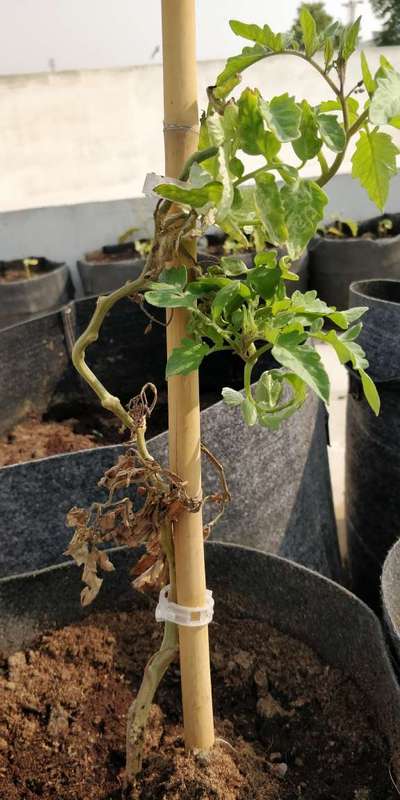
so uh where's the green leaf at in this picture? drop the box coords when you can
[272,331,330,403]
[255,173,287,245]
[158,266,187,289]
[319,98,359,124]
[317,114,346,153]
[213,75,241,100]
[229,19,284,52]
[351,130,398,211]
[258,373,308,429]
[369,69,400,126]
[300,7,318,57]
[229,19,267,44]
[324,37,334,68]
[211,281,250,321]
[241,398,258,426]
[261,94,302,142]
[145,285,195,309]
[222,387,243,406]
[220,256,249,276]
[361,51,376,96]
[166,339,210,377]
[340,322,363,341]
[275,163,299,185]
[292,101,321,161]
[247,264,282,299]
[328,306,367,328]
[215,146,235,219]
[254,251,278,268]
[187,276,230,296]
[281,180,328,258]
[229,156,244,178]
[290,289,334,316]
[216,44,269,86]
[313,327,378,415]
[254,371,283,408]
[153,181,223,207]
[380,54,395,72]
[237,89,266,155]
[359,369,380,415]
[262,131,281,160]
[340,17,361,62]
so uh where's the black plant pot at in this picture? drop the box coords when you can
[309,214,400,309]
[77,253,146,296]
[382,538,400,668]
[346,279,400,610]
[0,259,73,330]
[0,543,399,776]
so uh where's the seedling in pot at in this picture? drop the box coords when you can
[22,258,39,280]
[66,5,399,794]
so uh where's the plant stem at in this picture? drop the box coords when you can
[234,164,274,187]
[179,146,218,181]
[72,268,150,429]
[125,520,178,783]
[348,108,369,138]
[244,361,253,400]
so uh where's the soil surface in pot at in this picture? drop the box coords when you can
[85,243,149,265]
[0,593,397,799]
[0,390,219,467]
[0,259,60,284]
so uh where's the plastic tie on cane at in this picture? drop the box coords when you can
[155,584,214,627]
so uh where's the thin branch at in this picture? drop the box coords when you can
[125,522,178,785]
[72,269,151,430]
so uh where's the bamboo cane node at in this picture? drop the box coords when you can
[155,584,214,626]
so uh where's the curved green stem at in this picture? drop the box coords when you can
[72,267,151,429]
[234,164,274,187]
[125,523,178,784]
[179,146,218,181]
[244,361,253,400]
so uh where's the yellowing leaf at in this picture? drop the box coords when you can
[351,130,398,211]
[369,69,400,126]
[261,94,302,142]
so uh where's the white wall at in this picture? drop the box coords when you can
[0,48,399,213]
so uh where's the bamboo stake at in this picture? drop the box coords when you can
[161,0,215,752]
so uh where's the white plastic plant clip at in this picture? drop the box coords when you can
[142,172,188,198]
[155,584,214,627]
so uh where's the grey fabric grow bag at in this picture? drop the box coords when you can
[346,279,400,609]
[382,538,400,667]
[309,214,400,309]
[0,390,340,582]
[77,256,145,296]
[0,543,399,764]
[0,260,73,330]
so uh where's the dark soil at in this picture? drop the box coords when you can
[0,389,220,467]
[0,259,60,284]
[0,596,397,799]
[0,411,125,467]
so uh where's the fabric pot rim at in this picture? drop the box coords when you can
[0,259,66,288]
[350,277,400,307]
[0,541,399,750]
